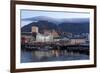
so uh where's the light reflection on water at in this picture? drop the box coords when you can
[21,49,89,63]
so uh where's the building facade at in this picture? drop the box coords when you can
[31,26,38,33]
[36,33,53,42]
[70,38,86,45]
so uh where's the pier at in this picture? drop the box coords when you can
[21,42,89,55]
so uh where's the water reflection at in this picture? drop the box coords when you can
[21,49,89,63]
[32,49,80,59]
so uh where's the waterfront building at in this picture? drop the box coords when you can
[21,32,32,43]
[70,37,86,45]
[31,26,38,33]
[43,30,51,35]
[36,33,53,42]
[51,30,59,38]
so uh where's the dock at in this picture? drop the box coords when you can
[21,41,89,55]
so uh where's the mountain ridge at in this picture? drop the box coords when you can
[21,16,89,34]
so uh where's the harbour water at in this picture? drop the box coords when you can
[21,48,89,63]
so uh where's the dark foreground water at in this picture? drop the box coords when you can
[21,49,89,63]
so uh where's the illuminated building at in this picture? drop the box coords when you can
[36,33,53,42]
[31,26,38,33]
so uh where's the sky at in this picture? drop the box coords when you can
[21,10,90,27]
